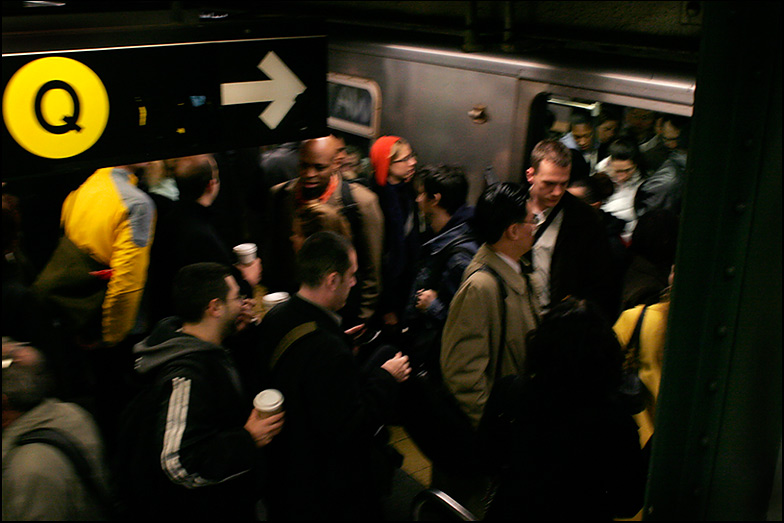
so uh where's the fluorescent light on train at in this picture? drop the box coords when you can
[384,45,555,70]
[601,73,695,90]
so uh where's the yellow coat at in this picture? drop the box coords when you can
[613,301,670,447]
[61,167,155,345]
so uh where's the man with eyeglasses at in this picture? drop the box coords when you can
[115,263,282,521]
[437,182,540,518]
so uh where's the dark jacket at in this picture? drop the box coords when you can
[634,150,687,218]
[481,376,645,520]
[373,179,421,320]
[259,295,399,521]
[115,317,258,521]
[600,208,630,319]
[550,192,618,321]
[402,205,479,374]
[147,201,250,323]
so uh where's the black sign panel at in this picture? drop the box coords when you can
[2,37,327,179]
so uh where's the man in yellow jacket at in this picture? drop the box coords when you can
[34,164,156,347]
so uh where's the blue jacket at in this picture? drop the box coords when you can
[404,205,479,326]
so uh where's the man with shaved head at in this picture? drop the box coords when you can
[264,136,384,329]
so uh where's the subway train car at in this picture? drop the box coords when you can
[2,2,780,521]
[326,35,694,203]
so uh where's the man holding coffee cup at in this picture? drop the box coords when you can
[146,154,261,325]
[116,263,282,521]
[258,232,410,521]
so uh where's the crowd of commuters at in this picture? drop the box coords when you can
[3,106,683,519]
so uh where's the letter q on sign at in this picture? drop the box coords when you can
[3,56,109,159]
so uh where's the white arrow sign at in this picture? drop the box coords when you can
[220,51,307,129]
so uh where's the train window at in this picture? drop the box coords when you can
[326,73,381,147]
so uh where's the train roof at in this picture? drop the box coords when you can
[330,37,696,110]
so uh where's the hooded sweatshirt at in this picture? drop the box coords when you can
[115,317,259,521]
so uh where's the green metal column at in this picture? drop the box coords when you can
[645,1,782,520]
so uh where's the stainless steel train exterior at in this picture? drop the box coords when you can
[327,37,695,202]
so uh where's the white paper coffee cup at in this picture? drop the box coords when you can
[262,292,290,311]
[254,389,284,418]
[233,243,257,265]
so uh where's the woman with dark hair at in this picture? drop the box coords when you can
[481,298,646,520]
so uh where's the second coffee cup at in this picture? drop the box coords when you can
[253,389,284,418]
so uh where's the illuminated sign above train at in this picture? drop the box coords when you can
[220,51,307,130]
[1,37,327,178]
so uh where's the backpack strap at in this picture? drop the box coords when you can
[625,305,648,371]
[532,196,565,244]
[480,265,508,381]
[269,321,318,370]
[339,179,363,242]
[15,428,114,517]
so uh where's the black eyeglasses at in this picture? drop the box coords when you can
[391,153,416,164]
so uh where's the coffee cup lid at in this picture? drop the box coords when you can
[233,243,257,253]
[254,389,284,411]
[263,292,290,305]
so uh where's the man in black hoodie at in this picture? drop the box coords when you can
[116,263,282,521]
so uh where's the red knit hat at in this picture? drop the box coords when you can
[370,135,401,187]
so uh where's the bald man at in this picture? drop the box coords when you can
[264,137,384,328]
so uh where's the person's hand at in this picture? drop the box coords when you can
[415,289,437,311]
[345,323,366,338]
[235,297,259,331]
[235,257,262,287]
[345,324,365,357]
[244,410,285,448]
[381,352,411,383]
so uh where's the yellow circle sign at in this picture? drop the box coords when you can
[3,56,109,159]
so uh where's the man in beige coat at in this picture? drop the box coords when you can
[438,182,540,517]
